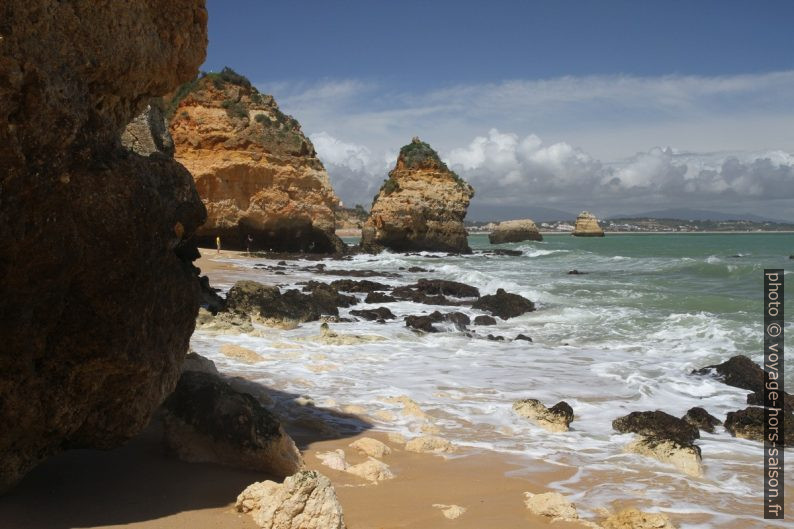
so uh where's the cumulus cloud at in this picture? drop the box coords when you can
[313,129,794,219]
[263,71,794,219]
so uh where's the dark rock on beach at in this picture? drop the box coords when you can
[410,279,480,298]
[330,279,391,293]
[365,291,397,303]
[692,355,764,393]
[613,410,700,446]
[473,315,497,326]
[405,312,444,333]
[747,390,794,413]
[162,371,302,478]
[445,312,471,331]
[514,334,533,342]
[226,280,339,322]
[567,270,587,275]
[486,334,505,341]
[613,410,703,476]
[404,310,470,333]
[392,279,479,306]
[351,307,396,321]
[472,289,535,319]
[725,406,794,445]
[301,281,358,312]
[682,407,722,433]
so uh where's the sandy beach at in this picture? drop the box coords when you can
[3,247,790,529]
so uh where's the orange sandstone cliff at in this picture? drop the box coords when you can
[168,69,345,253]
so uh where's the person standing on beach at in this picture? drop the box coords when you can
[216,236,221,254]
[246,234,253,255]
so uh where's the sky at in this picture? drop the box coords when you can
[203,0,794,221]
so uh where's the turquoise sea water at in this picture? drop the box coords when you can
[193,232,793,528]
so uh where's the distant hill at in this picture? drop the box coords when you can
[608,208,790,224]
[467,204,576,222]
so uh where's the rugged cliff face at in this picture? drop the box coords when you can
[168,69,344,253]
[572,211,605,237]
[0,0,208,492]
[361,138,474,253]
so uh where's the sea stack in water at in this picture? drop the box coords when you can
[361,137,474,253]
[0,0,208,492]
[572,211,604,237]
[489,219,543,243]
[168,68,344,253]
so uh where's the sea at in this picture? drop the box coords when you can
[191,232,793,528]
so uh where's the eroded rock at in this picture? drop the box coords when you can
[613,410,702,476]
[513,399,574,432]
[489,219,543,244]
[681,407,722,434]
[349,437,392,458]
[572,211,605,237]
[523,492,578,520]
[692,355,764,393]
[600,508,677,529]
[162,371,302,478]
[725,406,794,445]
[0,0,208,491]
[361,138,474,253]
[236,470,346,529]
[472,289,535,319]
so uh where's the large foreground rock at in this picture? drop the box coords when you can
[236,470,347,529]
[489,219,543,244]
[725,406,794,445]
[361,137,474,253]
[572,211,605,237]
[0,0,207,492]
[162,371,302,478]
[169,68,344,253]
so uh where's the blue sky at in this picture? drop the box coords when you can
[203,1,794,220]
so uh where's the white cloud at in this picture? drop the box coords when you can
[265,71,794,219]
[313,129,794,219]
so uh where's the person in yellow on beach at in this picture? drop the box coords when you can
[215,236,221,254]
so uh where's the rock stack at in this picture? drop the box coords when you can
[168,68,344,253]
[361,138,474,253]
[572,211,605,237]
[489,219,543,243]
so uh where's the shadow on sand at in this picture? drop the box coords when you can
[0,382,371,529]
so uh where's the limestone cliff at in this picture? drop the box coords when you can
[168,68,344,253]
[0,0,207,492]
[361,138,474,253]
[489,219,543,244]
[572,211,605,237]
